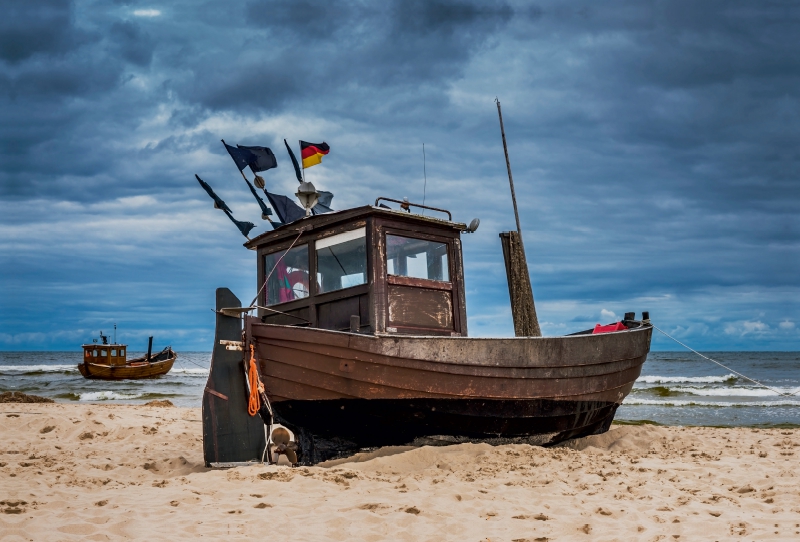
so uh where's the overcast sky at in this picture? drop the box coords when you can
[1,0,797,351]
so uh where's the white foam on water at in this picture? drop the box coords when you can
[637,374,737,384]
[623,398,800,408]
[671,386,797,397]
[79,391,144,401]
[0,364,78,372]
[170,367,209,375]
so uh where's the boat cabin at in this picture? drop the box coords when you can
[82,344,127,366]
[244,203,470,336]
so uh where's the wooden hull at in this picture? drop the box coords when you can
[78,348,177,380]
[247,320,651,462]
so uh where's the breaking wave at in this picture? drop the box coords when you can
[0,364,77,374]
[636,374,738,384]
[670,386,799,397]
[170,367,209,376]
[623,398,800,408]
[78,391,145,401]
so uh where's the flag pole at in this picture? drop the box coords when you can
[495,98,524,247]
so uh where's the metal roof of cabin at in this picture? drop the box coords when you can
[244,205,467,250]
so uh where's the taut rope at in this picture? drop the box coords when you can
[652,324,796,397]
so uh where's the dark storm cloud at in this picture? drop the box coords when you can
[0,0,798,349]
[0,0,88,64]
[184,0,513,111]
[110,20,156,67]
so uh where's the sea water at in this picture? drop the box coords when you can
[0,351,210,408]
[1,351,798,427]
[617,352,800,427]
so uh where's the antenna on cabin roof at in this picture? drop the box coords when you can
[422,143,427,215]
[114,324,116,345]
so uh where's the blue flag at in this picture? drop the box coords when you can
[222,140,250,171]
[264,190,306,224]
[312,190,334,215]
[237,144,277,173]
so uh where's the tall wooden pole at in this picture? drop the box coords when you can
[496,98,524,250]
[495,98,541,337]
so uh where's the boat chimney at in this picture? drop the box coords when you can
[147,336,153,361]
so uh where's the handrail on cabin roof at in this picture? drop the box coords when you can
[374,197,452,221]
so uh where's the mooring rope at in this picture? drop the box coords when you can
[247,344,264,416]
[652,324,796,397]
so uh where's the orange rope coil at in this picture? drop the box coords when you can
[247,344,264,416]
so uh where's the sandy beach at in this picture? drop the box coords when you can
[1,402,798,541]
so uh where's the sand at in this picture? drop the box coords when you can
[1,403,798,541]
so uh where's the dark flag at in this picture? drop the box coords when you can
[284,139,303,183]
[195,174,232,213]
[300,141,330,169]
[312,190,334,215]
[221,209,256,238]
[195,174,255,238]
[243,178,273,220]
[222,139,251,171]
[264,190,306,224]
[237,144,277,172]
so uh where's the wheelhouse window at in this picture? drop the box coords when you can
[386,234,449,282]
[316,228,367,294]
[264,244,310,305]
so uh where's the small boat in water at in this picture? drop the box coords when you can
[78,334,176,380]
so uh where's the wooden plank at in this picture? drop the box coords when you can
[452,237,468,336]
[387,275,452,291]
[500,231,541,337]
[372,219,387,333]
[201,289,266,466]
[388,285,453,330]
[317,296,361,331]
[250,322,652,369]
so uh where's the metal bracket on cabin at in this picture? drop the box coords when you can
[219,340,243,351]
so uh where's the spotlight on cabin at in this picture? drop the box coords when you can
[295,181,320,217]
[464,218,480,233]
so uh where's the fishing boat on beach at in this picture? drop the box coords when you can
[79,334,177,380]
[199,103,652,466]
[202,201,652,465]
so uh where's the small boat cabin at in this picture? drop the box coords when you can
[82,343,127,366]
[244,203,470,336]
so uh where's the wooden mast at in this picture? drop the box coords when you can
[496,98,541,337]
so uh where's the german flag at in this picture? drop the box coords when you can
[300,141,330,169]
